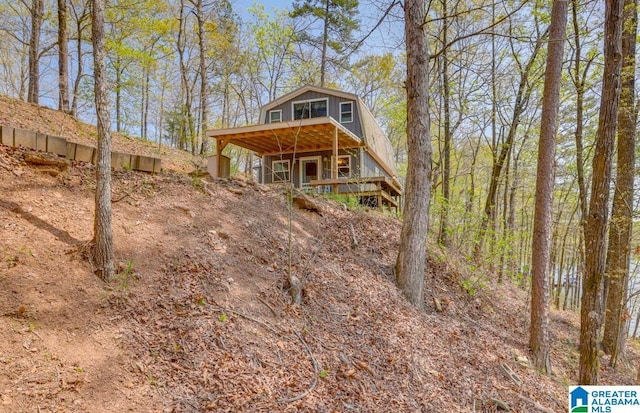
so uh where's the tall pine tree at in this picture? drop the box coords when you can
[290,0,359,86]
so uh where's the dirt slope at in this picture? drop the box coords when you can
[0,97,638,412]
[0,95,198,173]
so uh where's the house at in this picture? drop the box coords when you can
[206,85,402,211]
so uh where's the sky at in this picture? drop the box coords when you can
[231,0,406,53]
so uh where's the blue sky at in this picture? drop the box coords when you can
[232,0,289,17]
[231,0,405,52]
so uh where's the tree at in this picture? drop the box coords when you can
[395,0,431,309]
[472,21,547,262]
[91,0,115,282]
[28,0,44,103]
[69,0,91,117]
[290,0,359,87]
[345,53,397,116]
[529,0,568,375]
[176,0,196,152]
[435,0,452,248]
[248,4,297,103]
[569,0,595,224]
[191,0,208,154]
[579,0,623,385]
[602,0,637,366]
[58,0,70,112]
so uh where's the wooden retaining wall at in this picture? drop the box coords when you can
[1,125,161,173]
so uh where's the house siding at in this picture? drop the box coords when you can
[262,149,362,187]
[361,151,390,179]
[263,91,363,139]
[259,87,393,186]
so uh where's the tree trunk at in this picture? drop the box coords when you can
[319,0,330,87]
[395,0,431,309]
[473,31,546,262]
[437,0,451,248]
[28,0,44,104]
[571,0,590,223]
[177,0,194,153]
[194,0,208,155]
[71,6,87,118]
[602,0,637,366]
[115,58,122,133]
[91,0,115,282]
[140,65,149,140]
[529,0,568,375]
[579,0,623,385]
[58,0,70,112]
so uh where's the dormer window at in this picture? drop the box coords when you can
[293,98,328,120]
[340,102,353,123]
[269,110,282,123]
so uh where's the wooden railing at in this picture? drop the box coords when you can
[309,176,402,210]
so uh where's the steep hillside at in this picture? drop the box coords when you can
[0,97,638,412]
[0,95,197,173]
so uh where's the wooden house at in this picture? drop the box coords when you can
[207,85,402,211]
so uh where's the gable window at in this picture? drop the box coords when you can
[272,159,290,182]
[337,155,351,177]
[340,102,353,123]
[293,98,328,120]
[269,110,282,123]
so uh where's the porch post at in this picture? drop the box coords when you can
[216,138,227,178]
[332,126,339,193]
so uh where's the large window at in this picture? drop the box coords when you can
[340,102,353,123]
[269,110,282,123]
[293,98,328,120]
[337,155,351,177]
[272,160,290,182]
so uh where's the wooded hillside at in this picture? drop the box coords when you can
[2,0,640,404]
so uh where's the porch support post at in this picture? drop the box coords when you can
[332,126,339,193]
[216,138,227,178]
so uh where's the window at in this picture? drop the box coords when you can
[340,102,353,123]
[293,99,328,120]
[337,155,351,177]
[272,160,290,182]
[269,110,282,123]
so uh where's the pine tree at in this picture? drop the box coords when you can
[290,0,359,86]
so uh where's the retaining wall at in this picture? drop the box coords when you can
[0,125,161,173]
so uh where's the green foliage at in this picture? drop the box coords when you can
[460,274,488,297]
[218,313,228,323]
[115,259,136,291]
[325,193,361,209]
[4,246,33,269]
[191,175,204,191]
[289,0,360,82]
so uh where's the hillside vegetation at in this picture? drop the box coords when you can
[0,96,638,412]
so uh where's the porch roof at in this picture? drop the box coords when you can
[206,117,363,156]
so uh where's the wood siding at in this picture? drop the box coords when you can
[262,149,360,186]
[263,91,363,139]
[257,86,397,184]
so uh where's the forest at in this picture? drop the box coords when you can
[1,0,638,387]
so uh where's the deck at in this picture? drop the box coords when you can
[309,176,402,210]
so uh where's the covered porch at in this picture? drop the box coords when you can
[206,117,401,211]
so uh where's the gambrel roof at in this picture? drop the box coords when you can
[259,85,398,177]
